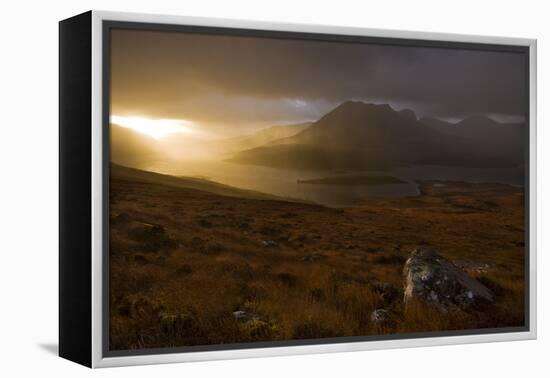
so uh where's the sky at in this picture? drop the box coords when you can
[110,28,528,137]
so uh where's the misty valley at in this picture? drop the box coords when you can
[111,101,525,208]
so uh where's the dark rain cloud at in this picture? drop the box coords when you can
[110,28,528,127]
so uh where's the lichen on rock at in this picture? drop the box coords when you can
[403,247,494,311]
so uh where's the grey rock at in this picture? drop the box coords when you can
[261,240,278,247]
[454,260,493,274]
[232,310,260,321]
[403,247,494,311]
[370,309,389,323]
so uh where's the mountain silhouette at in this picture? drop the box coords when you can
[228,101,525,170]
[220,122,311,153]
[421,115,524,146]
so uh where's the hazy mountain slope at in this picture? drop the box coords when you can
[110,124,165,169]
[229,101,525,170]
[221,122,311,153]
[110,121,311,165]
[229,102,436,169]
[228,143,392,170]
[111,163,308,203]
[420,116,525,167]
[274,102,430,147]
[421,115,524,146]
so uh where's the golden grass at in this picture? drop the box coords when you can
[109,178,526,350]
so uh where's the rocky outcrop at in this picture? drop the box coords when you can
[403,247,494,311]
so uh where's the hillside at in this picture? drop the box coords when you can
[110,124,165,168]
[111,163,309,203]
[221,122,312,153]
[110,172,525,349]
[228,101,525,170]
[110,120,311,166]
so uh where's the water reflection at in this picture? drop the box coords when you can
[148,160,524,208]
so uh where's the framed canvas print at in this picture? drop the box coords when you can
[59,10,537,368]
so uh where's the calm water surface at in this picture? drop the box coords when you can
[150,161,524,208]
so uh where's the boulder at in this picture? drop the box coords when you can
[403,247,494,311]
[454,260,493,274]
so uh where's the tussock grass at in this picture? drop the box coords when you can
[109,177,526,350]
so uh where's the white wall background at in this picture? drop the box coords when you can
[0,0,547,376]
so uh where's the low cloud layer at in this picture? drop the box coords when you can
[110,28,528,132]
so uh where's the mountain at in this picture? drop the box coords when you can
[421,115,524,146]
[220,122,311,153]
[420,115,525,168]
[110,124,165,169]
[228,101,525,170]
[229,102,435,170]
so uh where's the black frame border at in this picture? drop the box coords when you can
[59,11,93,367]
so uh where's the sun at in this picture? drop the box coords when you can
[110,115,196,140]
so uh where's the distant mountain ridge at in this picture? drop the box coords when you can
[111,101,525,172]
[110,121,311,169]
[228,101,525,170]
[420,115,524,146]
[221,122,312,153]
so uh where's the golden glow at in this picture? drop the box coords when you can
[111,115,196,140]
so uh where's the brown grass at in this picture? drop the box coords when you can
[109,177,525,350]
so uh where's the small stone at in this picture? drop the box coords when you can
[261,240,278,247]
[370,309,389,323]
[232,310,260,321]
[232,310,248,320]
